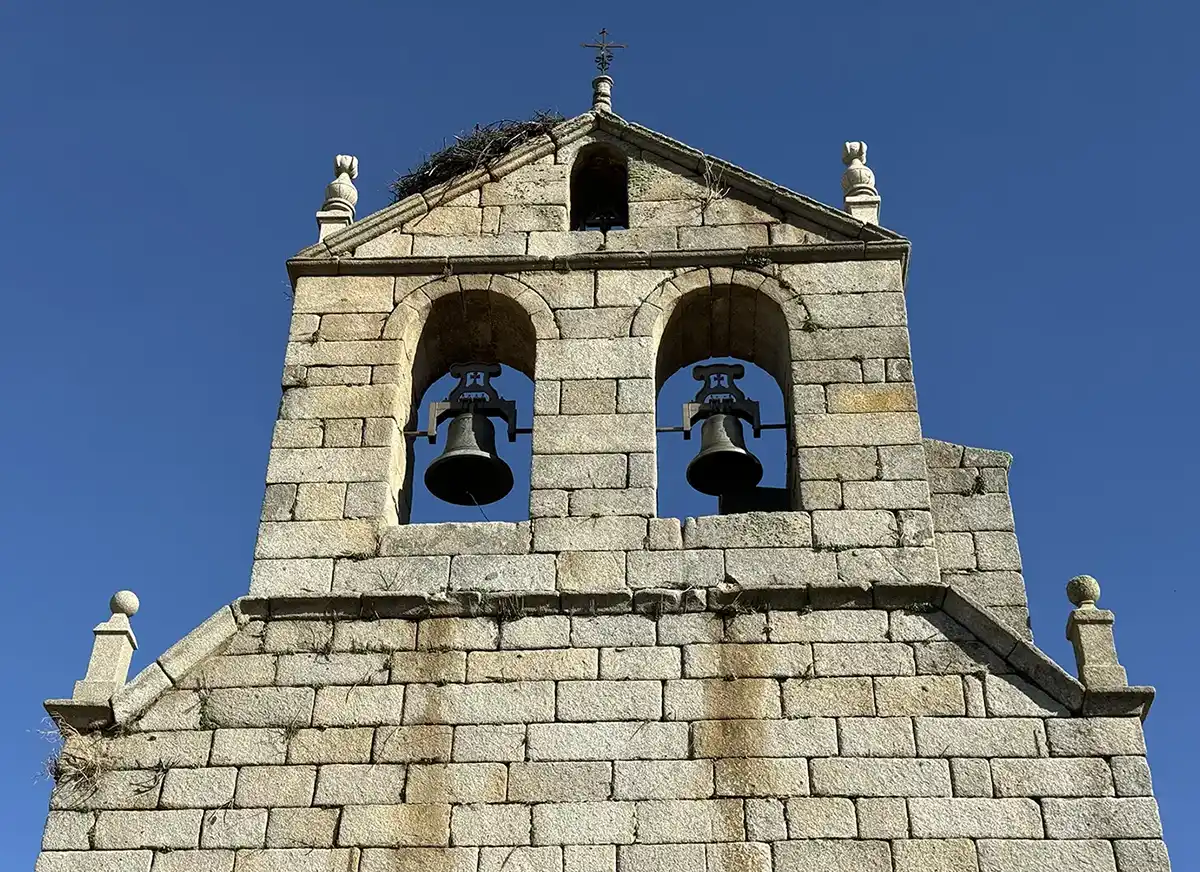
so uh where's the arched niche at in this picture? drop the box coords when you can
[651,281,796,515]
[391,283,541,522]
[570,143,629,232]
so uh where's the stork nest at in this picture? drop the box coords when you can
[390,111,565,202]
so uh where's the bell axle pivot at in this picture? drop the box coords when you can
[423,363,517,506]
[681,363,765,497]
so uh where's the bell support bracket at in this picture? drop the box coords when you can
[426,363,518,444]
[682,363,762,439]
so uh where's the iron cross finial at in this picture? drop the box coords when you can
[581,28,626,74]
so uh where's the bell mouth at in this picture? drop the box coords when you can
[686,449,764,497]
[425,450,515,506]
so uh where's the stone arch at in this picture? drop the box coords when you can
[377,274,553,521]
[637,268,800,512]
[633,268,798,395]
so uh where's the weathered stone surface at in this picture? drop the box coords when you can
[332,618,417,652]
[837,717,916,757]
[1043,797,1163,838]
[533,516,648,551]
[404,681,554,724]
[255,520,377,559]
[468,649,596,682]
[94,810,202,849]
[233,766,315,808]
[332,556,449,594]
[827,384,917,414]
[313,685,405,726]
[793,412,921,447]
[783,677,875,716]
[570,615,656,647]
[161,768,238,809]
[1111,756,1154,797]
[692,718,836,758]
[558,679,661,720]
[930,494,1015,532]
[812,511,899,548]
[375,725,454,763]
[856,797,908,840]
[976,839,1117,872]
[664,678,782,720]
[635,799,744,843]
[266,807,339,848]
[532,414,655,455]
[1113,840,1172,872]
[380,522,530,556]
[770,610,887,642]
[35,852,154,872]
[211,729,287,766]
[569,488,654,517]
[773,840,891,872]
[418,618,500,651]
[339,804,452,847]
[950,758,993,798]
[795,447,877,480]
[715,758,810,797]
[813,643,915,676]
[52,770,163,812]
[909,798,1042,838]
[782,797,856,837]
[600,646,680,680]
[532,802,634,845]
[892,839,978,872]
[723,548,838,587]
[249,559,334,595]
[287,727,374,764]
[556,551,628,592]
[450,554,557,592]
[312,763,406,804]
[294,276,394,314]
[1047,718,1146,756]
[915,718,1046,758]
[527,722,688,761]
[811,758,951,797]
[991,758,1114,797]
[875,676,966,716]
[510,762,613,802]
[683,643,812,679]
[683,513,812,549]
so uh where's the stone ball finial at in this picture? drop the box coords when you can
[322,154,360,214]
[110,590,140,617]
[841,141,877,196]
[1067,574,1102,609]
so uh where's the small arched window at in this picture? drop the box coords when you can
[570,144,628,231]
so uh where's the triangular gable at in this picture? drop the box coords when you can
[50,581,1151,735]
[296,111,905,260]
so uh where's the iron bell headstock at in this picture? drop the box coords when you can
[426,362,517,444]
[681,363,762,438]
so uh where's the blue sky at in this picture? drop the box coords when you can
[2,1,1196,867]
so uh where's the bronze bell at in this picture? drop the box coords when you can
[424,411,514,506]
[686,412,764,496]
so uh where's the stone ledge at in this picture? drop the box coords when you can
[286,241,909,282]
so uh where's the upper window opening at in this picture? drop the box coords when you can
[571,144,628,231]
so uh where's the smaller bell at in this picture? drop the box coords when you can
[425,411,514,506]
[686,413,764,497]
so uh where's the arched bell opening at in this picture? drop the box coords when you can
[653,284,794,519]
[570,143,629,232]
[403,290,537,523]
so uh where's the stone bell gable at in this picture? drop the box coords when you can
[38,74,1172,872]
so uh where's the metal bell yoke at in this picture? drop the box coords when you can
[423,363,518,506]
[682,363,765,497]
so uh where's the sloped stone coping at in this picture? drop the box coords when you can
[46,581,1152,733]
[295,110,906,261]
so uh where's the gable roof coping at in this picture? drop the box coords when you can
[46,581,1151,733]
[296,110,905,261]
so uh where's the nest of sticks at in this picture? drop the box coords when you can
[390,111,565,202]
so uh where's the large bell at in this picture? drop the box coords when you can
[686,413,764,496]
[425,411,514,506]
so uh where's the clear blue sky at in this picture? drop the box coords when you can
[2,2,1196,867]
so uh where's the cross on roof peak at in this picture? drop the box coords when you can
[581,28,626,74]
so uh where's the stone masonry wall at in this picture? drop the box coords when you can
[925,439,1030,637]
[39,605,1167,872]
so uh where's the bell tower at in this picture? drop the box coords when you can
[253,80,959,619]
[38,66,1170,872]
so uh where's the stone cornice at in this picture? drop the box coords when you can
[285,241,911,284]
